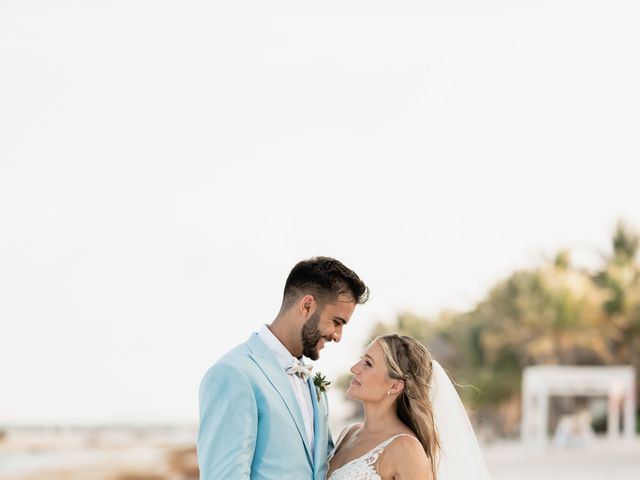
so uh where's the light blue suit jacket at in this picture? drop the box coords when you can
[198,333,334,480]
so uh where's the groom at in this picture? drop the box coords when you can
[197,257,369,480]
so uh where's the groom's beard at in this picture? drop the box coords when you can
[301,311,323,360]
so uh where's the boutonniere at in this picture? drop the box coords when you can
[313,372,331,402]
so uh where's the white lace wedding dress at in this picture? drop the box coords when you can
[326,433,416,480]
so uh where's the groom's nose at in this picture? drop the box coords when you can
[332,325,343,342]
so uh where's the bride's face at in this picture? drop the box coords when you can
[347,341,394,401]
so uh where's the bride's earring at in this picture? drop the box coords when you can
[386,390,391,397]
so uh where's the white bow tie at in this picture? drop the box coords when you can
[286,360,313,381]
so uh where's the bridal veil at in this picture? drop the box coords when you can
[429,360,492,480]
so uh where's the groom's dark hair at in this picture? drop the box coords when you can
[282,256,369,308]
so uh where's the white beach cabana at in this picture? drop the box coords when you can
[521,365,636,448]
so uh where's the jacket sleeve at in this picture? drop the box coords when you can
[197,362,257,480]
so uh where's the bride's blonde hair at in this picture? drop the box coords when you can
[377,334,440,479]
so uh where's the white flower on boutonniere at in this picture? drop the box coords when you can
[313,372,331,402]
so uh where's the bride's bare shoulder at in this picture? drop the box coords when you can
[379,435,432,480]
[335,422,362,446]
[346,422,363,431]
[340,422,362,438]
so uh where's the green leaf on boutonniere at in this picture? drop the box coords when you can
[313,372,331,402]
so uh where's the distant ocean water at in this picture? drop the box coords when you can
[0,449,115,476]
[0,426,196,478]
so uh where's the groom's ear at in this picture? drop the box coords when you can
[299,294,317,317]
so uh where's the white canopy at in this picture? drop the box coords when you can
[521,365,636,448]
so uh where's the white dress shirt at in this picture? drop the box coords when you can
[258,325,315,451]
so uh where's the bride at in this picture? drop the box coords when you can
[326,334,492,480]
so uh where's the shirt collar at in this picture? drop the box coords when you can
[258,324,297,370]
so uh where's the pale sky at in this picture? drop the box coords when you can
[1,0,639,425]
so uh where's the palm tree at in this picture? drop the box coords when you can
[594,221,640,406]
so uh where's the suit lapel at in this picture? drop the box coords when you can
[246,333,313,465]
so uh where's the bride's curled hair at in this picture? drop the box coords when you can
[377,334,440,479]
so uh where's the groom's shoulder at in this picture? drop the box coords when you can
[199,339,267,400]
[202,335,257,378]
[210,342,249,366]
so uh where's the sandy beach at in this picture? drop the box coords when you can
[0,426,198,480]
[1,426,639,480]
[484,438,640,480]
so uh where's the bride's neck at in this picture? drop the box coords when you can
[361,401,401,434]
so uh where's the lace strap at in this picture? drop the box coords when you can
[364,433,421,467]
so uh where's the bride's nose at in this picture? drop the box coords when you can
[350,363,360,374]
